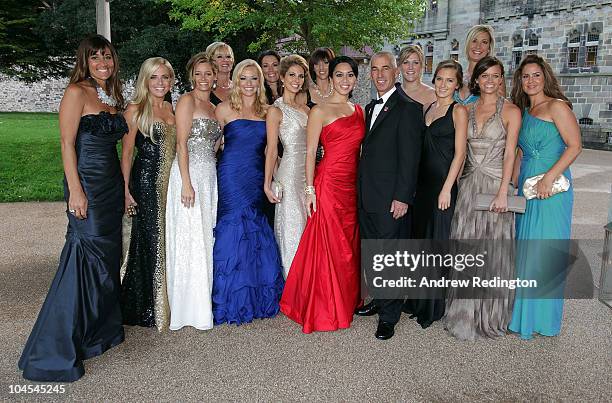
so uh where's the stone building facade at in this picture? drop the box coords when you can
[384,0,612,147]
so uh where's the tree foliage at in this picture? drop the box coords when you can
[167,0,427,53]
[1,0,252,87]
[0,1,51,80]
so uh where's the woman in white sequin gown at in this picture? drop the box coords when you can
[264,55,310,278]
[166,53,222,330]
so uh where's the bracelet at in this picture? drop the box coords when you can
[304,185,315,195]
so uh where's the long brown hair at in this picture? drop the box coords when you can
[69,35,125,110]
[510,54,571,111]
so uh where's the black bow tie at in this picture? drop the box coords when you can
[370,98,383,106]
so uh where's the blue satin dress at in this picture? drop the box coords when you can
[18,112,126,381]
[509,111,573,340]
[212,119,284,325]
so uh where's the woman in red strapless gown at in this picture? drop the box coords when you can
[280,56,365,333]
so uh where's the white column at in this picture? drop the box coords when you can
[96,0,111,42]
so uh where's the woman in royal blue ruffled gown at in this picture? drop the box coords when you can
[212,59,284,325]
[18,35,127,382]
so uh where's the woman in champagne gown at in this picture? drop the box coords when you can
[166,53,221,330]
[280,56,365,333]
[444,57,521,340]
[264,55,310,277]
[19,36,126,382]
[120,58,176,330]
[212,60,284,325]
[509,55,581,340]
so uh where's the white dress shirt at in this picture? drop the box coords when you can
[370,86,397,130]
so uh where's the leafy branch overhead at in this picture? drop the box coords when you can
[167,0,427,53]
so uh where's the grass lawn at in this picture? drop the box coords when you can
[0,112,64,202]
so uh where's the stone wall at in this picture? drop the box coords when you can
[0,64,372,111]
[0,74,68,112]
[384,0,612,142]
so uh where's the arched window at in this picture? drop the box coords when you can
[426,42,434,54]
[528,32,538,46]
[569,29,581,44]
[451,39,459,51]
[512,33,523,48]
[587,26,600,42]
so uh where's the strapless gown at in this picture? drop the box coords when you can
[121,123,176,330]
[280,106,365,333]
[212,119,284,325]
[166,118,221,330]
[18,112,127,382]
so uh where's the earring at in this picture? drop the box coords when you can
[212,80,217,90]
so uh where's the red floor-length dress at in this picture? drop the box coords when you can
[280,105,365,333]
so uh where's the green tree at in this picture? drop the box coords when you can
[167,0,427,53]
[1,0,253,88]
[0,1,50,80]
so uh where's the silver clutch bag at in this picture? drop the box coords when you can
[271,180,283,201]
[522,174,570,200]
[474,193,526,214]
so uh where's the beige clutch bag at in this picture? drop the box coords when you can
[271,180,283,201]
[522,174,570,200]
[475,194,526,214]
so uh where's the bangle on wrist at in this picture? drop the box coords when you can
[304,185,315,195]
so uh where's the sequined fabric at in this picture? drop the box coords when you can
[166,118,221,330]
[272,98,308,277]
[121,122,176,331]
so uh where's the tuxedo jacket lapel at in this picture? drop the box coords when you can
[365,103,374,135]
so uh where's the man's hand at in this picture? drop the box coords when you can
[390,200,408,219]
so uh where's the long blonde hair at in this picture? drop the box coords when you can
[130,57,175,142]
[229,59,267,118]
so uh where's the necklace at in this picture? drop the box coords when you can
[217,79,232,90]
[314,80,333,99]
[90,78,117,107]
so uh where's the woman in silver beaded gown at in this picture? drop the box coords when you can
[444,57,521,340]
[264,55,310,278]
[120,58,176,330]
[165,54,221,330]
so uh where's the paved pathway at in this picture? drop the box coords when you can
[1,150,610,400]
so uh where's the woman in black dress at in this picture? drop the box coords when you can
[258,49,282,105]
[405,60,468,328]
[206,42,234,106]
[18,35,127,382]
[395,45,436,109]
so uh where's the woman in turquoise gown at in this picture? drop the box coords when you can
[509,55,582,340]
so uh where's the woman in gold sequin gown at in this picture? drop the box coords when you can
[120,58,176,330]
[264,55,310,278]
[166,54,221,330]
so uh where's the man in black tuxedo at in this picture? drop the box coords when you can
[356,51,423,340]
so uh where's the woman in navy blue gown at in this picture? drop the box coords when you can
[18,35,127,382]
[212,59,284,325]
